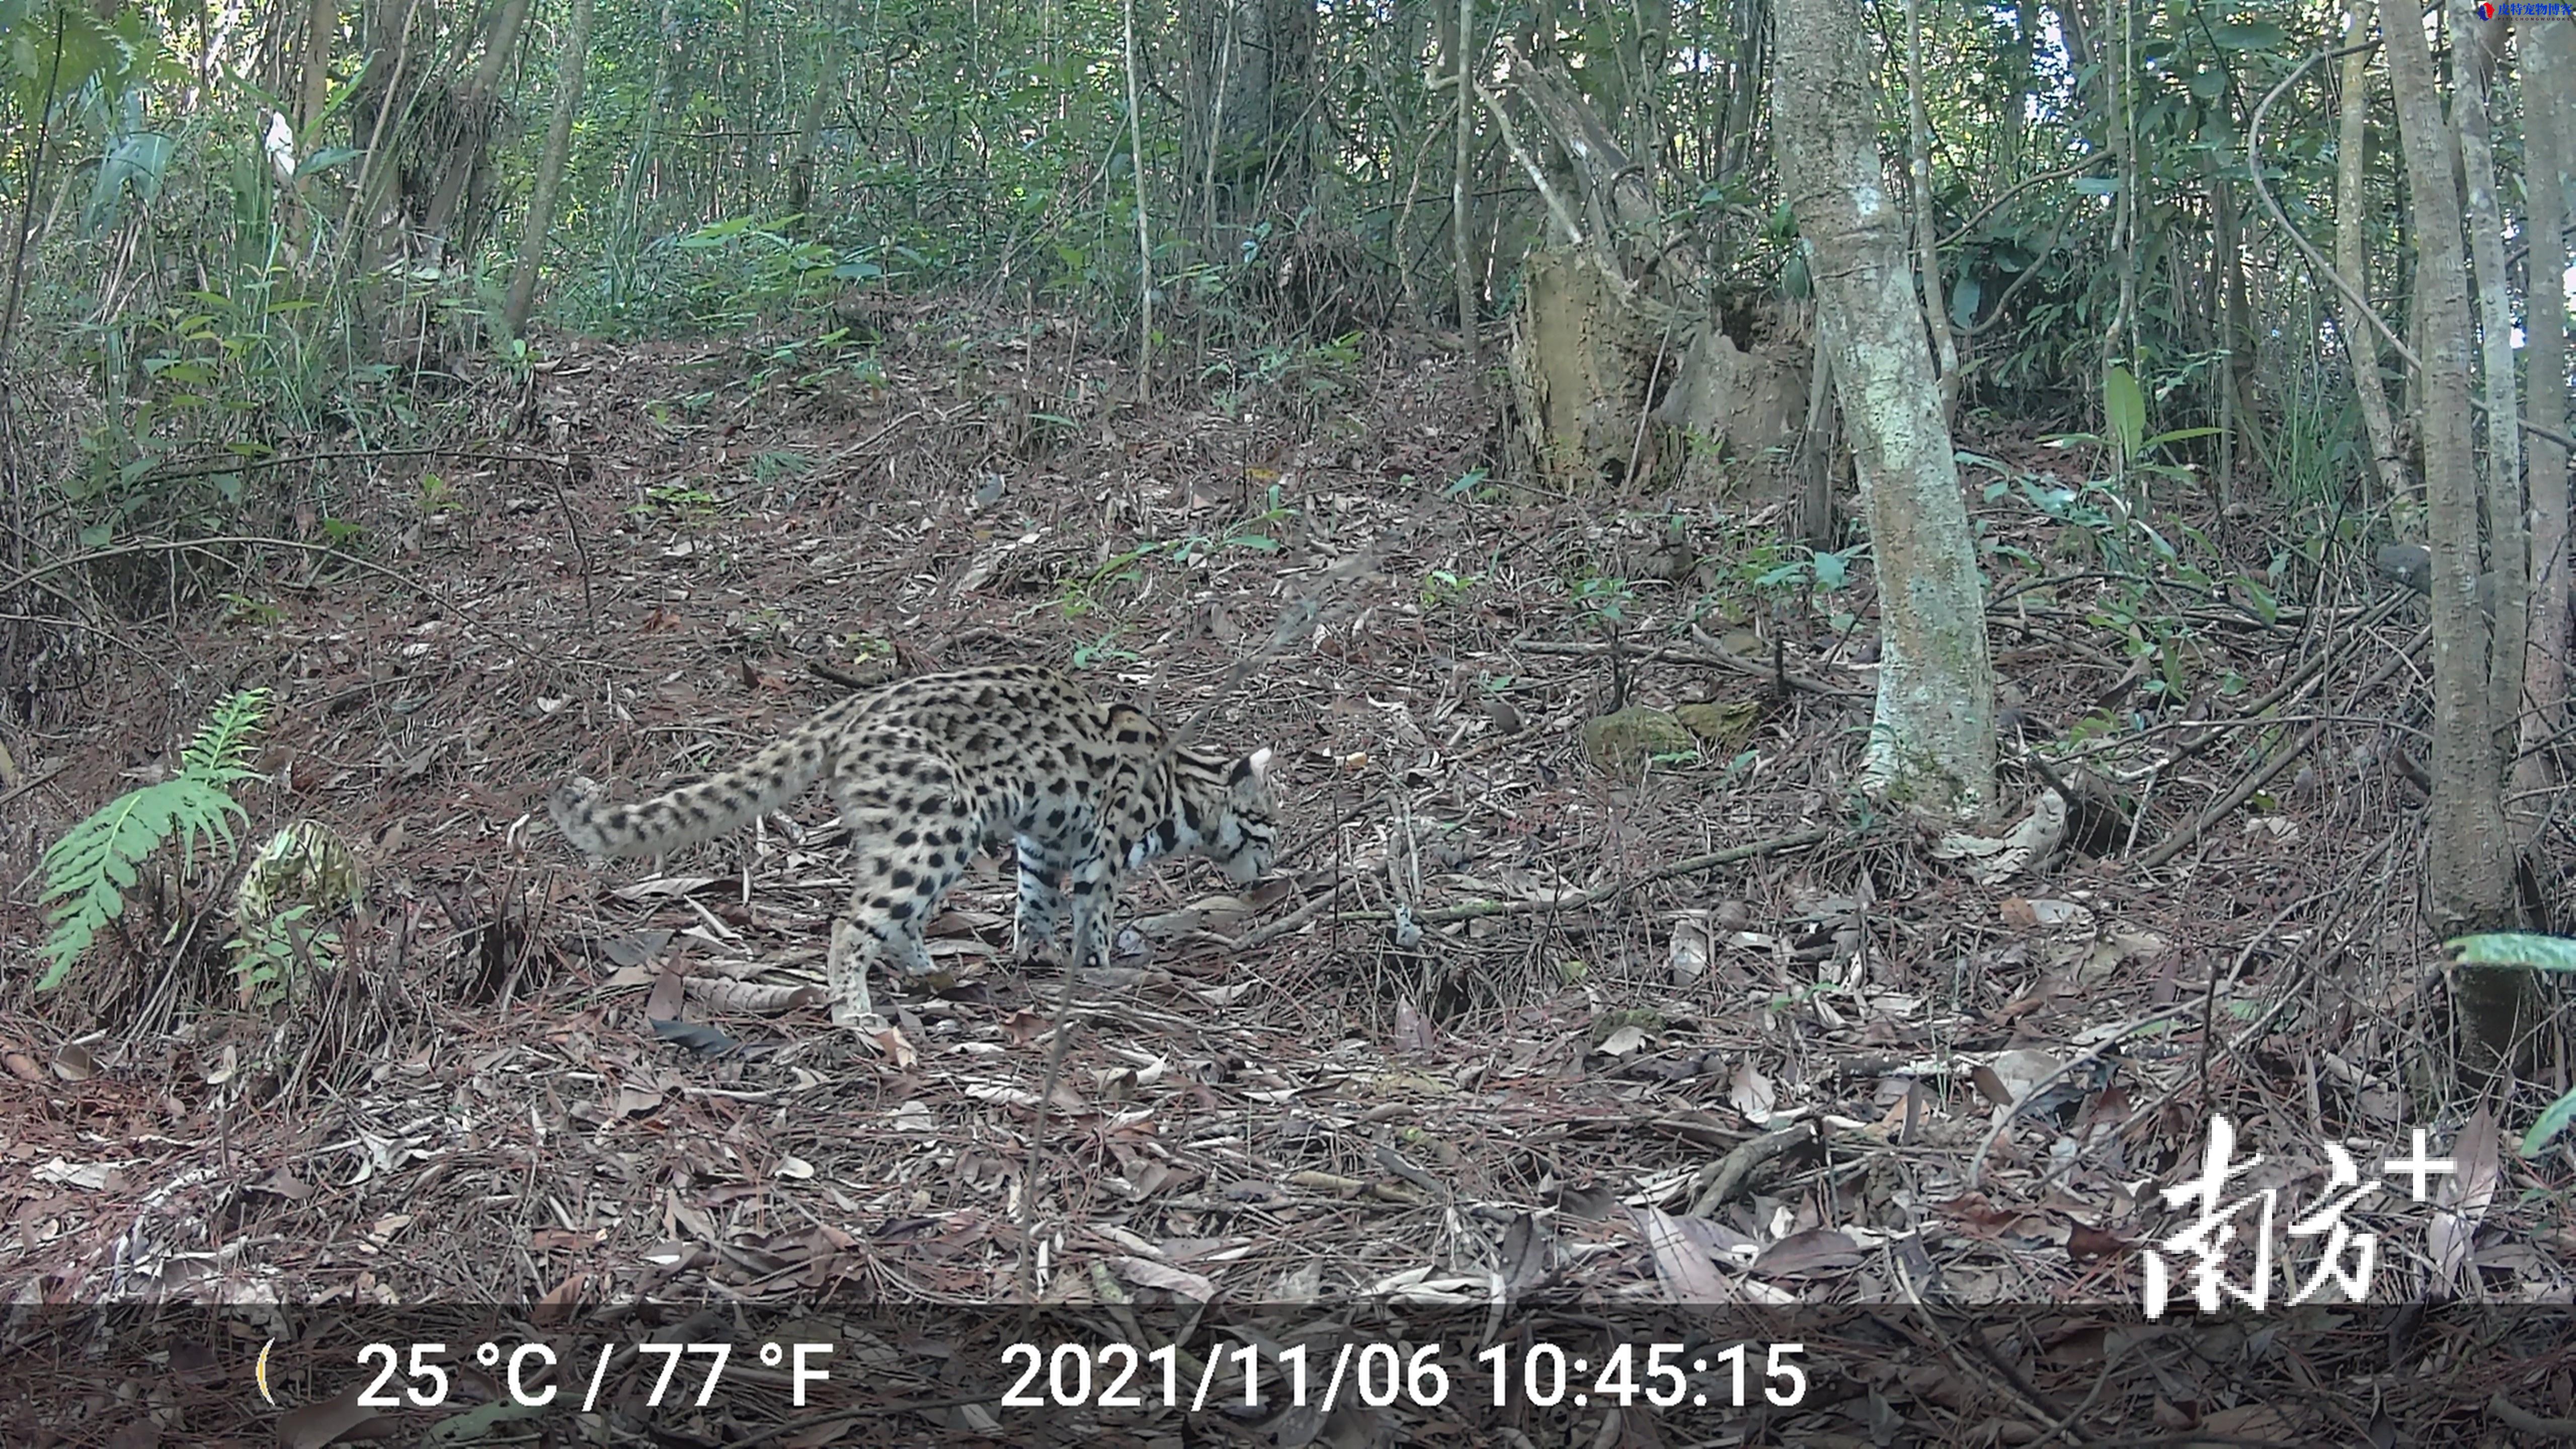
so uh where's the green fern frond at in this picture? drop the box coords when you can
[180,687,271,784]
[32,689,270,990]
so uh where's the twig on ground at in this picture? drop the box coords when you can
[2136,626,2425,869]
[543,458,595,631]
[1227,825,1835,951]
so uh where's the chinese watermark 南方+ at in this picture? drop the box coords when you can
[2141,1116,2455,1318]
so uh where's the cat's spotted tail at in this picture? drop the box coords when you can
[550,694,863,861]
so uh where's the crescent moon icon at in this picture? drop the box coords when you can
[256,1339,276,1405]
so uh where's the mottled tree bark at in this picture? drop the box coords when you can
[2516,13,2576,847]
[2334,0,2405,508]
[2385,0,2521,1065]
[1775,0,1994,818]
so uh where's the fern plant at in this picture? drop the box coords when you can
[226,819,364,1006]
[35,689,272,989]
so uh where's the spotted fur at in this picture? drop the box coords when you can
[549,664,1279,1026]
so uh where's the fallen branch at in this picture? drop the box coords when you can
[2136,625,2426,869]
[1688,1118,1814,1216]
[1511,634,1867,700]
[2490,1393,2576,1439]
[1228,825,1836,950]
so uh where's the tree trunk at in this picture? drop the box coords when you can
[1795,344,1839,549]
[1452,0,1478,358]
[2000,0,2029,175]
[296,0,336,152]
[1776,0,1995,819]
[1121,0,1153,392]
[2457,6,2526,778]
[2384,0,2521,1065]
[347,0,427,273]
[420,0,530,259]
[2335,0,2406,510]
[1903,0,1955,420]
[1496,42,1802,497]
[2517,8,2576,853]
[785,3,851,222]
[1177,0,1315,241]
[501,0,591,338]
[2211,159,2240,507]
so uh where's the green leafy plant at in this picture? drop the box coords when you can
[218,591,283,625]
[1058,489,1300,616]
[1742,543,1863,631]
[633,480,725,519]
[1071,628,1138,668]
[636,214,877,332]
[1170,484,1296,564]
[1058,541,1165,618]
[227,819,364,1006]
[1420,568,1483,608]
[1748,543,1860,595]
[1567,573,1636,629]
[36,688,271,989]
[229,903,334,1004]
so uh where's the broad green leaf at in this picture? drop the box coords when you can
[2451,932,2576,973]
[2104,365,2146,461]
[2238,577,2279,625]
[2211,20,2285,49]
[298,144,361,175]
[1949,274,1982,330]
[2144,426,2223,448]
[2522,1089,2576,1157]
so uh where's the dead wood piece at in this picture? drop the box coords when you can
[1688,1120,1811,1216]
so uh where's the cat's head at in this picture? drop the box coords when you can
[1183,746,1279,881]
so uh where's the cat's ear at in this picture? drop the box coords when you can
[1233,747,1275,789]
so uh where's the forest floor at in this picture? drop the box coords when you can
[4,302,2570,1443]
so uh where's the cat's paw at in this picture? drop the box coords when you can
[1011,937,1066,969]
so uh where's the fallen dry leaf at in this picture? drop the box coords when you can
[647,967,688,1020]
[2431,1108,2501,1295]
[1111,1255,1216,1299]
[1667,912,1714,985]
[1632,1204,1735,1303]
[867,1024,919,1067]
[533,1272,583,1324]
[1729,1060,1777,1121]
[1393,996,1435,1055]
[1750,1228,1863,1279]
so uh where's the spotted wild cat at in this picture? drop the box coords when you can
[549,664,1279,1026]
